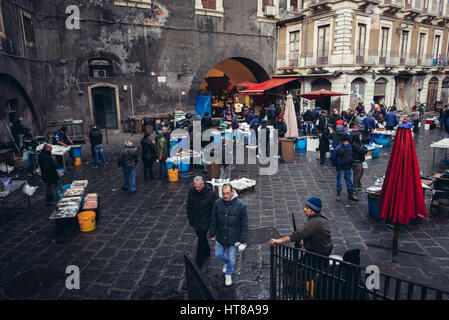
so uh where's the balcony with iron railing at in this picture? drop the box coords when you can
[383,0,405,7]
[275,50,446,70]
[306,0,333,10]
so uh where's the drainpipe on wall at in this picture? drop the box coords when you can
[130,84,135,116]
[302,15,308,114]
[275,26,280,75]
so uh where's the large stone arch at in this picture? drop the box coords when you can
[0,73,43,139]
[187,47,273,107]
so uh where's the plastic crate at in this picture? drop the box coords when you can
[374,137,390,146]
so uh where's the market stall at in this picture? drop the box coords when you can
[49,180,98,233]
[431,138,449,168]
[0,179,36,225]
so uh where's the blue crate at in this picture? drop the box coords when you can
[368,195,381,218]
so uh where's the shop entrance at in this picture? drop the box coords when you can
[311,78,332,111]
[91,86,118,129]
[350,78,366,109]
[426,77,439,111]
[197,57,270,117]
[373,78,388,105]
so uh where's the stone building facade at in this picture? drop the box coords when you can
[275,0,449,113]
[0,0,297,139]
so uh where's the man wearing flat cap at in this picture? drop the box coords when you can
[269,197,333,257]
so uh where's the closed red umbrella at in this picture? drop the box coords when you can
[374,121,427,259]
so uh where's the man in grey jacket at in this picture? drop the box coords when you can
[117,141,139,193]
[269,197,333,257]
[210,183,249,286]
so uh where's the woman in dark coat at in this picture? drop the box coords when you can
[319,124,332,165]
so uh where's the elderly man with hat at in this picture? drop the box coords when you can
[269,197,333,257]
[117,141,138,193]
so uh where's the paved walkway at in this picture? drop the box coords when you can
[0,125,449,299]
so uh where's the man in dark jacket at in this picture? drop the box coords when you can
[89,125,107,167]
[231,115,240,130]
[210,183,249,286]
[117,141,138,192]
[38,144,59,205]
[351,132,368,190]
[329,109,341,128]
[334,135,358,201]
[385,109,399,130]
[363,112,377,143]
[201,112,212,130]
[269,197,333,257]
[187,176,218,269]
[275,117,287,138]
[268,104,277,125]
[317,110,327,133]
[303,109,315,135]
[259,120,271,157]
[319,124,332,165]
[140,133,155,181]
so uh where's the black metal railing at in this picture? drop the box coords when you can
[184,255,218,300]
[270,244,449,300]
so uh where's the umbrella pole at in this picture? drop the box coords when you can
[392,224,399,258]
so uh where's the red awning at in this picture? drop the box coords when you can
[239,78,298,95]
[299,89,347,100]
[227,81,257,92]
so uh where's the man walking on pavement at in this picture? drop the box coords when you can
[269,197,333,257]
[117,141,138,193]
[140,133,156,181]
[187,176,218,269]
[334,135,358,201]
[351,131,368,190]
[38,143,59,205]
[89,124,107,167]
[210,184,249,286]
[319,124,332,165]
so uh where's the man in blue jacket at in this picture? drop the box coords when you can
[334,135,358,201]
[210,183,249,286]
[363,112,377,143]
[385,109,399,130]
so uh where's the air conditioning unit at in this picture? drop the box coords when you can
[264,5,275,17]
[92,69,107,78]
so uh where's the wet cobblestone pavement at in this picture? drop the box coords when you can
[0,125,449,300]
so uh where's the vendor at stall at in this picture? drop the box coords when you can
[52,126,73,168]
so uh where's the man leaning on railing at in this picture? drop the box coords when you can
[269,197,333,257]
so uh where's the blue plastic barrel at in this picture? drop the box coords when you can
[372,146,380,158]
[180,156,190,172]
[296,138,307,150]
[71,146,82,158]
[166,159,173,169]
